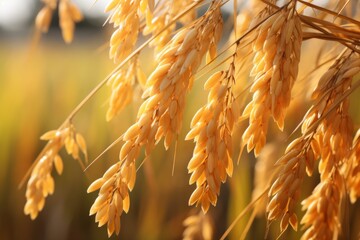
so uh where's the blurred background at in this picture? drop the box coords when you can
[1,1,360,240]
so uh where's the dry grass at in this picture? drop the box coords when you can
[242,1,302,156]
[21,0,360,239]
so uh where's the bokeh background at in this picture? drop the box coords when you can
[1,1,360,240]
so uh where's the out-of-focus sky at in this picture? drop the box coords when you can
[0,0,108,30]
[0,0,33,30]
[0,0,333,31]
[0,0,238,31]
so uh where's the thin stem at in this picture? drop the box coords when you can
[220,186,270,240]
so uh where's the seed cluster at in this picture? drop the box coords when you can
[243,2,302,156]
[187,62,238,212]
[24,125,87,219]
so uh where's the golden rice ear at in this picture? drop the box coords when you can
[106,59,139,121]
[32,0,84,44]
[242,3,302,156]
[267,50,359,237]
[346,128,360,203]
[87,178,105,193]
[301,170,342,240]
[187,43,241,212]
[88,162,131,237]
[76,134,87,155]
[106,0,147,62]
[142,0,199,54]
[266,137,308,231]
[136,66,147,87]
[24,154,56,220]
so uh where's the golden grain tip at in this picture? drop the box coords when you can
[54,155,64,175]
[185,126,200,141]
[122,195,130,213]
[204,71,222,90]
[136,67,147,87]
[200,198,210,213]
[40,130,59,140]
[68,3,83,22]
[76,133,87,153]
[61,28,74,44]
[188,153,205,172]
[87,178,105,193]
[35,6,53,33]
[289,213,298,231]
[189,187,203,206]
[190,108,205,128]
[280,213,290,232]
[104,0,119,12]
[123,124,140,141]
